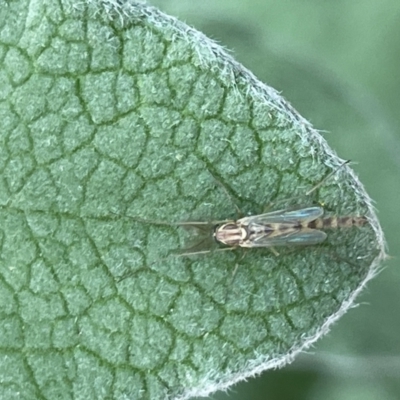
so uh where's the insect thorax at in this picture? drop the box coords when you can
[214,222,247,246]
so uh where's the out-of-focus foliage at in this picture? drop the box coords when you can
[150,1,400,399]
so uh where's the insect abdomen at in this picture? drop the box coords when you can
[307,216,368,230]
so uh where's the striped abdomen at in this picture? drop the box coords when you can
[306,216,368,230]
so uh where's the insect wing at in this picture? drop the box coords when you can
[238,206,324,225]
[248,225,327,247]
[239,207,326,247]
[285,228,327,245]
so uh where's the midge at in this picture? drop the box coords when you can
[116,207,368,282]
[174,161,368,255]
[163,210,368,259]
[208,206,367,252]
[115,164,369,281]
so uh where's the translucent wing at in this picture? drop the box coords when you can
[247,227,327,247]
[239,207,326,247]
[238,206,323,225]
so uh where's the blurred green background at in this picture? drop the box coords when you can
[151,1,399,399]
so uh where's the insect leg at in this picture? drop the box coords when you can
[225,249,246,303]
[305,160,350,196]
[260,161,350,211]
[270,246,280,256]
[116,244,236,283]
[206,169,243,217]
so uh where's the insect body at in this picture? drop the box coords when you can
[115,207,368,281]
[213,206,367,249]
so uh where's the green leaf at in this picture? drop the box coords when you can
[0,1,385,399]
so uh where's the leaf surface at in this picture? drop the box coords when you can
[0,1,385,399]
